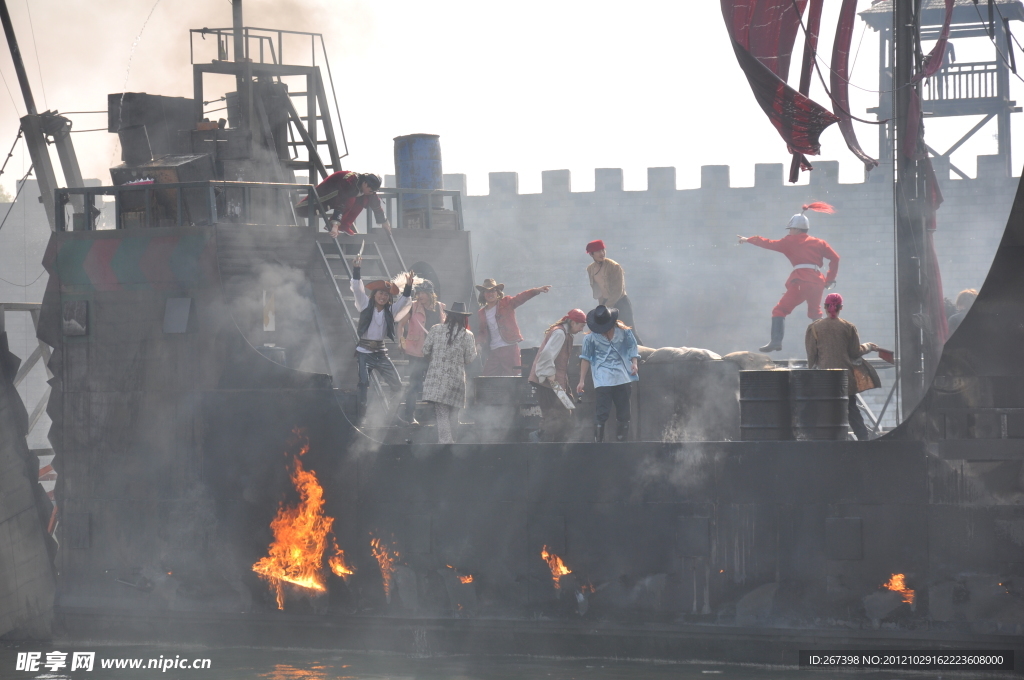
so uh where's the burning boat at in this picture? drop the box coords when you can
[0,0,1021,666]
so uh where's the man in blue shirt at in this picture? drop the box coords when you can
[576,305,640,442]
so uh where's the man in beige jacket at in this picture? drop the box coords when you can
[585,239,642,345]
[805,293,881,441]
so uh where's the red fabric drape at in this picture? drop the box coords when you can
[831,0,879,171]
[724,0,807,77]
[915,0,955,82]
[789,0,825,182]
[722,0,839,157]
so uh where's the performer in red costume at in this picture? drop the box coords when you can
[737,202,839,352]
[295,170,390,236]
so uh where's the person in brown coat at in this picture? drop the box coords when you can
[805,293,881,441]
[527,308,587,442]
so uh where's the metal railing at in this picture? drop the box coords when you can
[56,182,467,233]
[55,181,331,232]
[371,188,466,231]
[190,26,327,67]
[922,61,999,102]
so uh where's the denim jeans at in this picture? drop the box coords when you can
[356,351,403,407]
[401,355,429,421]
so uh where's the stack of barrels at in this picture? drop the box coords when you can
[739,369,849,441]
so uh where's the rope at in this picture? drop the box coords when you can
[0,128,23,180]
[789,0,889,123]
[0,165,34,235]
[68,128,109,133]
[972,1,1024,86]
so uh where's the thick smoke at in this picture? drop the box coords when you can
[0,0,375,194]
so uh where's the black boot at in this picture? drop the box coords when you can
[616,421,630,442]
[594,423,605,443]
[759,317,785,353]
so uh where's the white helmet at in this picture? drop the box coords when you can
[786,201,835,232]
[786,213,810,231]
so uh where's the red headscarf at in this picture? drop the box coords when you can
[824,293,843,319]
[564,308,586,323]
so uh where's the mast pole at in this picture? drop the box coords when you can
[893,0,926,414]
[0,0,36,115]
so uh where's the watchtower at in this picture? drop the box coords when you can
[862,0,1024,178]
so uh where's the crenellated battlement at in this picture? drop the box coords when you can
[426,154,1016,197]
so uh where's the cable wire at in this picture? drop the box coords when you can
[0,268,45,287]
[788,2,917,96]
[0,66,21,116]
[24,0,46,110]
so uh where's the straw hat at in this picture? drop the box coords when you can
[476,278,505,304]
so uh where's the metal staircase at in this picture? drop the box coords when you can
[315,234,410,410]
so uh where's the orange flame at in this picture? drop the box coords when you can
[328,536,354,581]
[370,536,398,600]
[541,545,571,589]
[252,432,354,610]
[883,573,915,604]
[446,564,474,584]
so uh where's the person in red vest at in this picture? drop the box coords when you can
[296,170,390,236]
[475,278,551,376]
[528,308,587,441]
[737,202,840,352]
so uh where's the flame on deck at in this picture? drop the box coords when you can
[371,536,399,601]
[541,545,572,589]
[883,573,915,604]
[252,431,354,610]
[446,564,474,584]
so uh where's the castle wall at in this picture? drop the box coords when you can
[454,158,1018,425]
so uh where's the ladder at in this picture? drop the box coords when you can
[316,236,401,407]
[282,70,342,183]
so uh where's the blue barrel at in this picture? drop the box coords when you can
[394,133,442,211]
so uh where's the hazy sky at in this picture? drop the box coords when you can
[0,0,1019,196]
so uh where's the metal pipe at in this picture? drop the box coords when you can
[0,0,37,115]
[232,0,244,62]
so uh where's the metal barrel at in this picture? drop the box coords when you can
[739,370,792,441]
[394,134,442,211]
[790,369,849,440]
